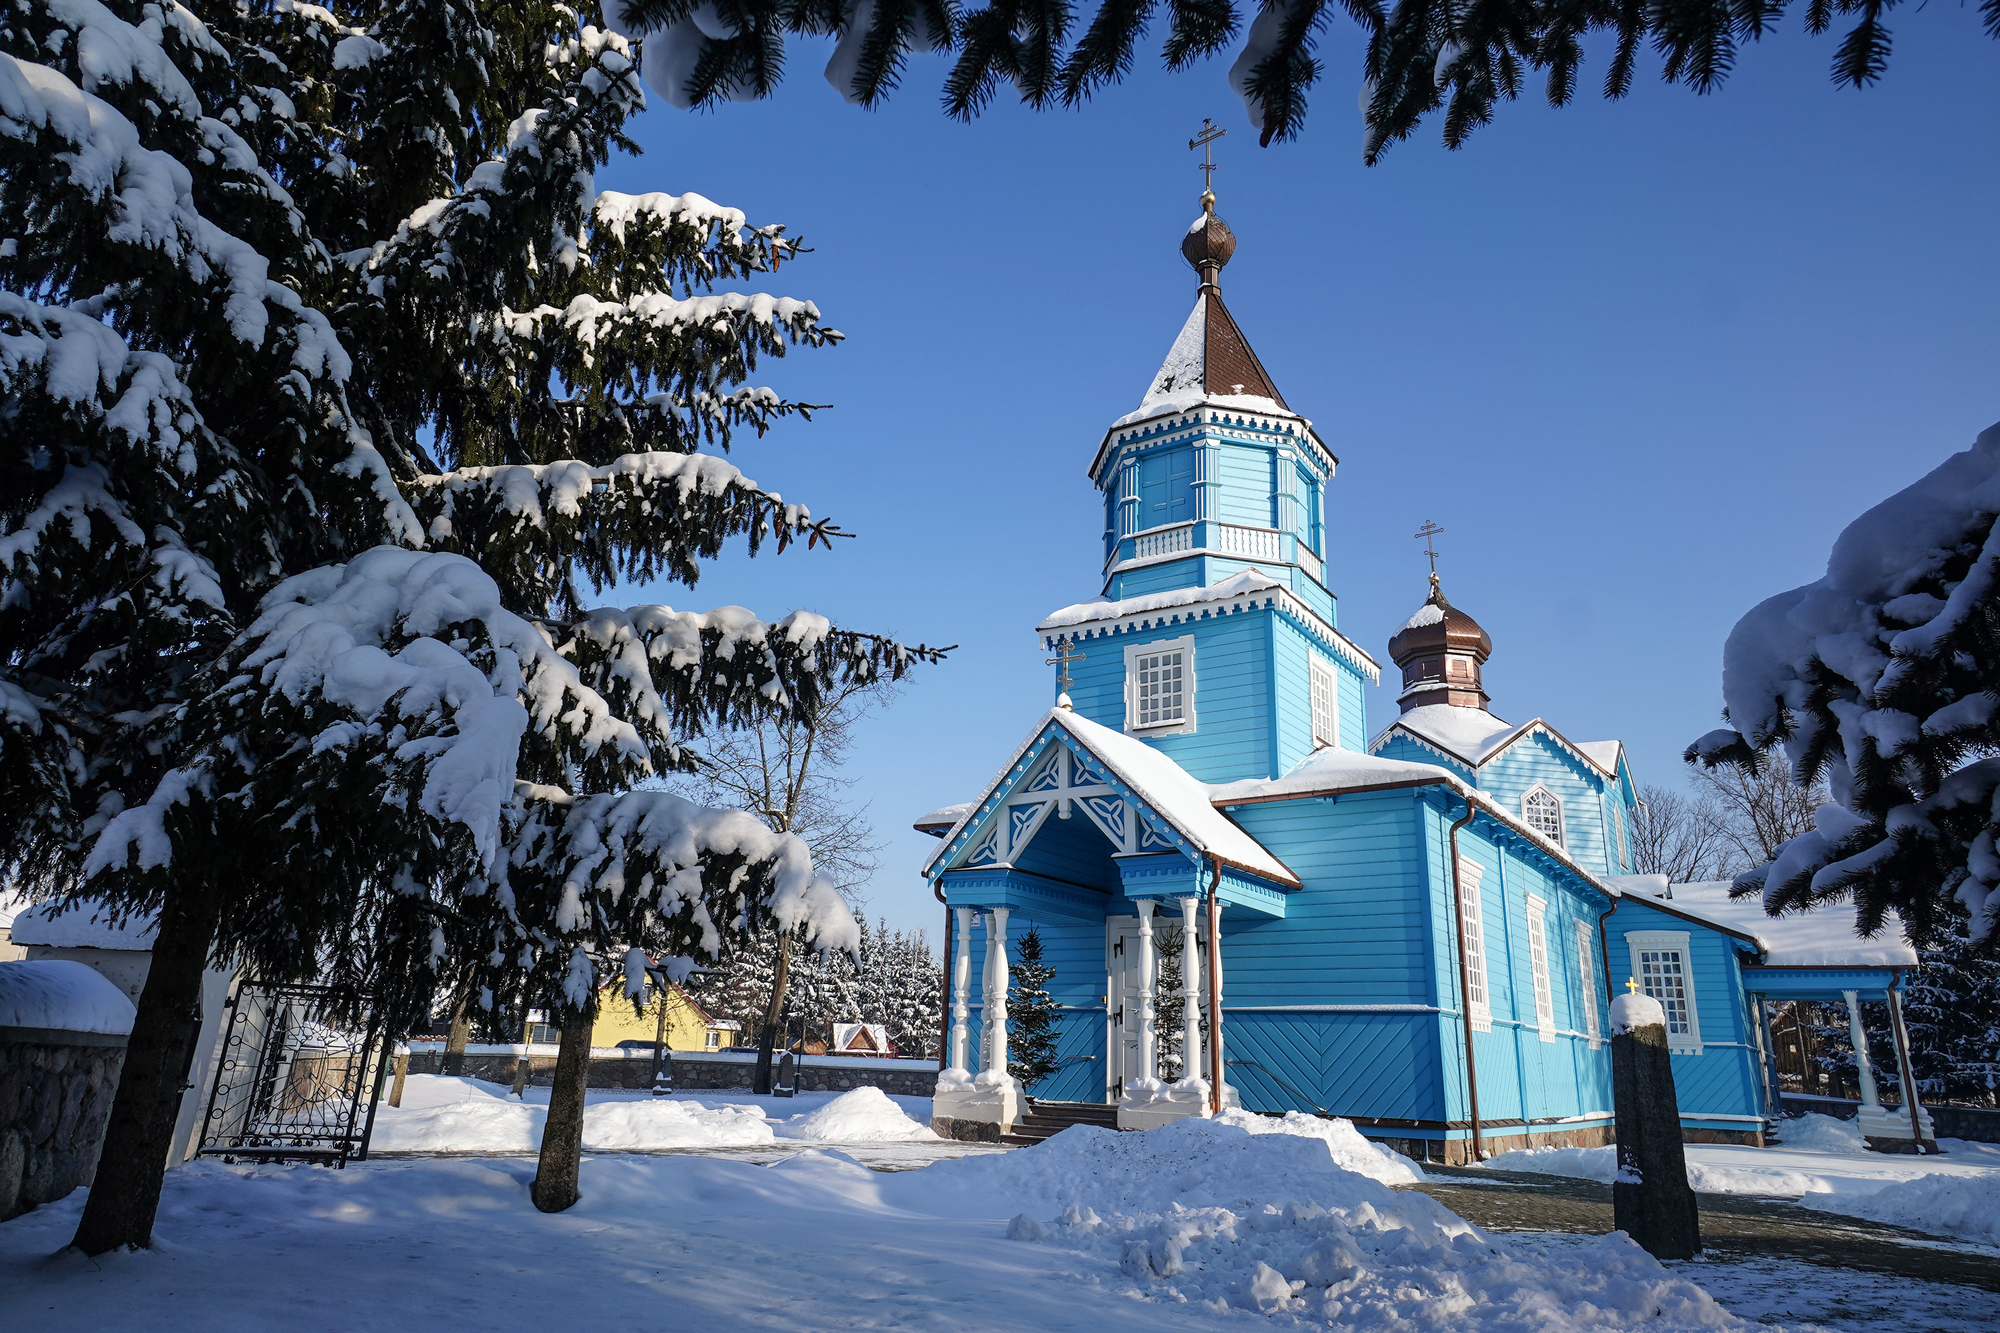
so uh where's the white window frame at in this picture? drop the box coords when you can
[1575,920,1602,1050]
[1456,857,1491,1033]
[1521,785,1565,846]
[1526,895,1556,1044]
[1624,930,1702,1054]
[1124,635,1196,735]
[1308,654,1340,749]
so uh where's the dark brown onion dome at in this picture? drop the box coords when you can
[1181,192,1237,286]
[1386,575,1493,713]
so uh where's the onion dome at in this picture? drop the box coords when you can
[1181,190,1238,289]
[1386,575,1493,713]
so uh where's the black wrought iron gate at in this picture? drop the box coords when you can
[199,982,392,1165]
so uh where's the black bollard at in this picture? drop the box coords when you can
[1610,985,1700,1260]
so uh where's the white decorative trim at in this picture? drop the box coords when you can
[1526,895,1556,1044]
[1125,635,1196,735]
[1458,858,1491,1033]
[1576,920,1602,1050]
[1091,406,1336,485]
[1625,930,1703,1054]
[1368,715,1620,781]
[1048,582,1380,683]
[1308,654,1340,749]
[1522,785,1565,847]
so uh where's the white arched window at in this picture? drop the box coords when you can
[1522,786,1564,846]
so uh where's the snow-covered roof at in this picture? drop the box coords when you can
[1209,748,1467,804]
[1371,705,1621,780]
[1054,712,1295,885]
[1609,877,1920,969]
[0,960,137,1035]
[1576,740,1624,774]
[1039,568,1285,632]
[1111,293,1294,432]
[924,708,1297,886]
[1039,570,1380,682]
[10,899,157,951]
[912,802,973,837]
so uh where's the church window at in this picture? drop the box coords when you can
[1624,931,1702,1053]
[1455,858,1491,1032]
[1309,656,1339,748]
[1125,636,1195,734]
[1527,896,1556,1043]
[1522,786,1564,845]
[1575,921,1602,1049]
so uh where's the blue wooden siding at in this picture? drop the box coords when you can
[1606,898,1764,1126]
[1216,442,1275,529]
[1477,733,1616,875]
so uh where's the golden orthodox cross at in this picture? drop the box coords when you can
[1189,118,1226,196]
[1045,639,1085,694]
[1414,519,1445,579]
[1626,977,1641,994]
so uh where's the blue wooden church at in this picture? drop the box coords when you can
[914,196,1936,1161]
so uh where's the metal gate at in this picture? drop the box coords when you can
[199,982,391,1166]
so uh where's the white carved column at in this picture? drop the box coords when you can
[1116,456,1140,538]
[1180,896,1203,1086]
[1134,901,1157,1085]
[948,906,973,1072]
[1844,989,1882,1112]
[1193,442,1220,524]
[986,908,1012,1077]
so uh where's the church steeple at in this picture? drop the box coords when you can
[1386,575,1493,713]
[1138,197,1290,416]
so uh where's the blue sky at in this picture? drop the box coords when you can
[597,18,2000,938]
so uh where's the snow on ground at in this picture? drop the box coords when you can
[1479,1115,2000,1245]
[1,1113,1782,1333]
[370,1074,947,1160]
[1514,1233,2000,1333]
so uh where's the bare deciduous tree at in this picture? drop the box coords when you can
[666,677,893,1090]
[1631,785,1736,884]
[1691,760,1830,870]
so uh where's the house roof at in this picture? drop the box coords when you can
[923,708,1298,887]
[9,898,157,951]
[1605,876,1919,968]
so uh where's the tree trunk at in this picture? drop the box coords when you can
[530,1008,594,1213]
[441,1002,471,1076]
[752,930,793,1096]
[71,877,222,1255]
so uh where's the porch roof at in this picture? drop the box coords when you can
[1606,877,1918,969]
[922,708,1298,888]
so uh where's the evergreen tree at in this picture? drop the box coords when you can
[1690,424,2000,955]
[1156,925,1186,1081]
[1007,925,1060,1088]
[1902,935,2000,1106]
[0,0,942,1249]
[598,2,1998,160]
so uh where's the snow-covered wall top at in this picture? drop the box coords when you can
[1208,748,1464,804]
[0,960,137,1034]
[1609,990,1666,1034]
[10,899,157,951]
[1607,878,1918,969]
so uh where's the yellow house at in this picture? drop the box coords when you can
[588,980,740,1052]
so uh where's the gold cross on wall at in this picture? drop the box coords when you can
[1189,118,1226,197]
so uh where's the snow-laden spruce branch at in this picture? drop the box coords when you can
[1690,422,2000,949]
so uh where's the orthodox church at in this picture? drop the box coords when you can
[914,193,1934,1162]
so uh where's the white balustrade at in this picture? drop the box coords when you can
[1298,544,1324,582]
[1130,523,1194,561]
[1218,524,1283,561]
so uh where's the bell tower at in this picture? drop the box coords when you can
[1087,187,1338,626]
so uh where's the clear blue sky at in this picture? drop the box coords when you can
[597,19,2000,939]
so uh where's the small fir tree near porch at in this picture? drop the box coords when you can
[1008,927,1060,1089]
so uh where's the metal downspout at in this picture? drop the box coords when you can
[1446,794,1484,1162]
